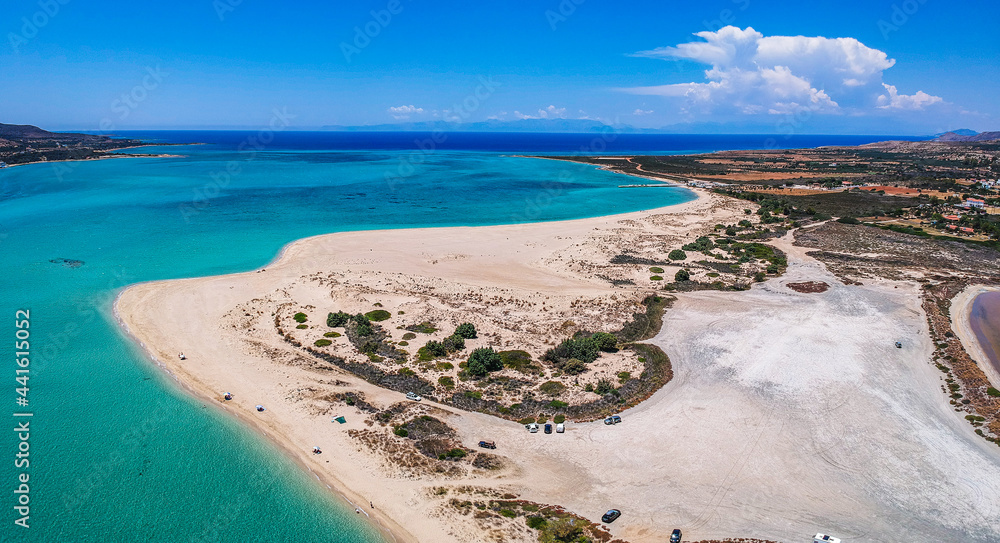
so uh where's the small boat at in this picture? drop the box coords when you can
[255,405,265,412]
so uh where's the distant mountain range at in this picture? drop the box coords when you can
[933,130,1000,142]
[320,119,644,133]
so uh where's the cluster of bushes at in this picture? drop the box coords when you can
[418,323,477,361]
[681,236,715,253]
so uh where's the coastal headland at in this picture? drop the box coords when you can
[116,151,1000,543]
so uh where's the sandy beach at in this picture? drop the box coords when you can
[116,186,1000,542]
[951,285,1000,389]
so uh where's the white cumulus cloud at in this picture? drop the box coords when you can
[623,26,943,117]
[513,105,568,120]
[387,105,424,120]
[876,83,943,110]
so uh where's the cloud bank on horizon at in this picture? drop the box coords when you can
[621,26,946,119]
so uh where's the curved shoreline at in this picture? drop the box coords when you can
[951,284,1000,389]
[113,186,713,543]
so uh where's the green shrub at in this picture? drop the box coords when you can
[296,324,308,329]
[649,266,665,273]
[544,336,599,364]
[650,275,663,281]
[464,390,483,399]
[445,448,467,459]
[591,332,617,352]
[402,332,417,340]
[837,216,861,224]
[682,236,714,252]
[327,311,350,327]
[399,367,416,377]
[394,427,408,437]
[668,249,687,260]
[617,371,631,383]
[455,322,478,339]
[499,509,517,519]
[675,269,690,282]
[436,361,454,371]
[420,340,448,360]
[323,331,341,338]
[293,312,308,323]
[754,271,766,282]
[443,334,466,352]
[314,339,332,347]
[536,416,547,424]
[518,417,536,425]
[707,272,720,277]
[526,516,548,530]
[365,309,391,322]
[499,350,534,372]
[438,376,455,388]
[553,414,565,424]
[398,341,409,346]
[562,358,587,375]
[406,321,438,334]
[988,387,1000,397]
[549,400,568,409]
[468,347,503,377]
[584,383,594,392]
[539,381,567,396]
[595,379,615,395]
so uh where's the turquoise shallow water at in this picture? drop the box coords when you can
[0,137,695,542]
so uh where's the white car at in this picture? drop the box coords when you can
[814,534,841,543]
[526,423,539,433]
[556,423,565,433]
[405,392,421,401]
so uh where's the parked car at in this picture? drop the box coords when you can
[601,509,621,523]
[556,423,564,433]
[544,423,552,434]
[478,440,496,449]
[813,534,841,543]
[604,415,622,425]
[405,392,421,401]
[526,423,539,433]
[670,528,682,542]
[895,341,902,348]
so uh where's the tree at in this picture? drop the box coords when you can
[327,311,350,327]
[454,322,478,339]
[442,334,465,352]
[467,347,503,376]
[675,268,690,282]
[668,249,687,261]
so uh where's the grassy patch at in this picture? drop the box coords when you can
[402,332,417,340]
[323,331,341,338]
[365,309,392,322]
[296,324,308,329]
[293,312,308,323]
[539,381,567,396]
[649,266,665,273]
[406,321,439,334]
[650,275,663,281]
[438,376,455,389]
[314,339,332,347]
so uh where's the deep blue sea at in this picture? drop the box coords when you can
[0,131,921,542]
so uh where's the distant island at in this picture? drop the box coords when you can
[0,123,173,168]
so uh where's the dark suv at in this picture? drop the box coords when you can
[670,528,682,542]
[601,509,621,523]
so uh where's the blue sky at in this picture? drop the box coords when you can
[2,0,997,134]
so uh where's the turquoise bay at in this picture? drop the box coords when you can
[0,134,695,542]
